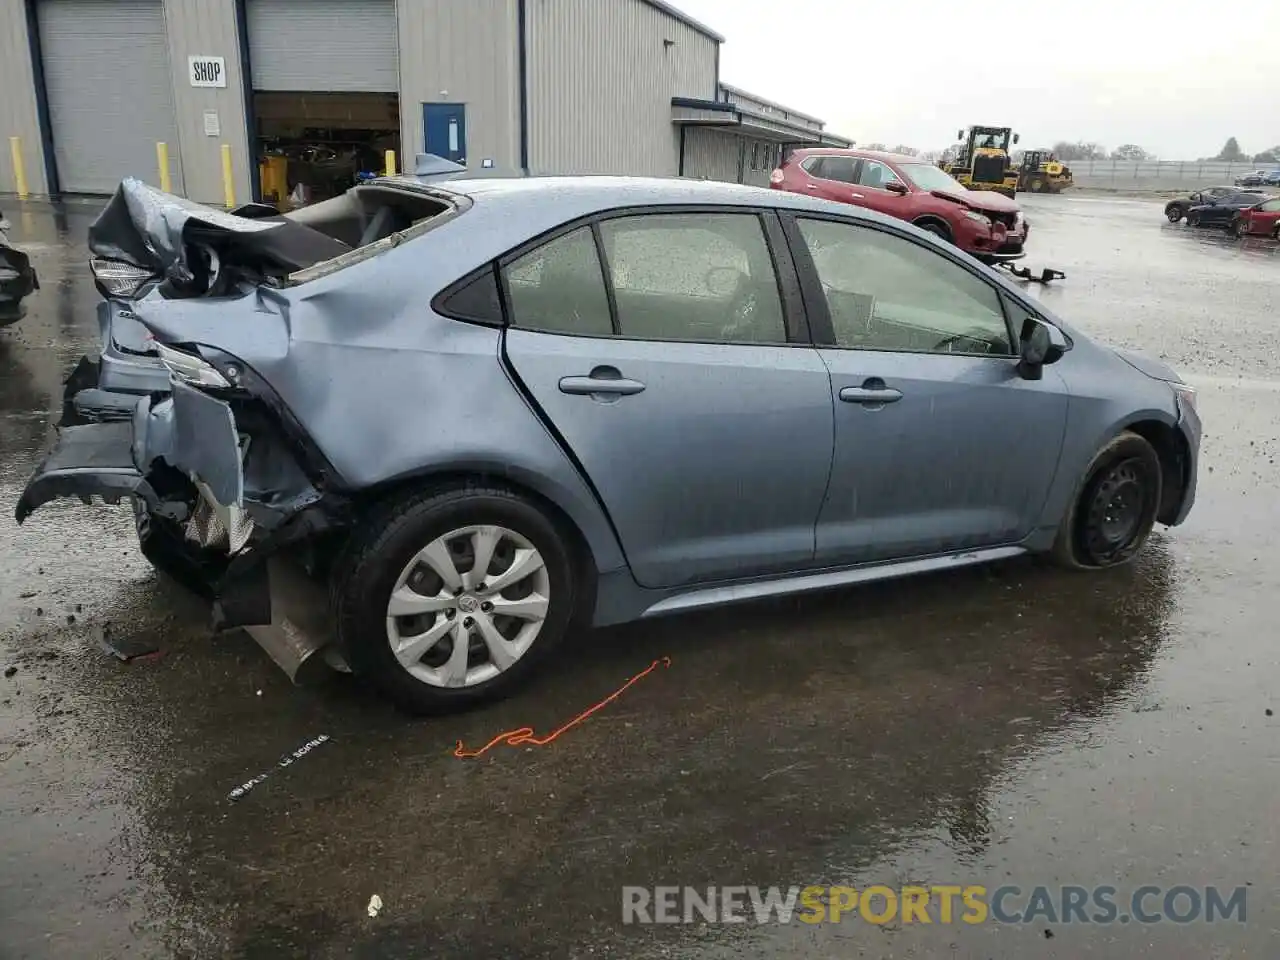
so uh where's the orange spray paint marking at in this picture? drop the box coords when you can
[453,657,672,759]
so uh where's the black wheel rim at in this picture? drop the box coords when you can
[1082,457,1150,562]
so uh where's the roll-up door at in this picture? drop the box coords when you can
[247,0,399,92]
[37,0,182,195]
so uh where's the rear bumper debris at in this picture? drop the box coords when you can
[14,420,157,524]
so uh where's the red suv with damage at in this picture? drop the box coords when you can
[771,148,1028,262]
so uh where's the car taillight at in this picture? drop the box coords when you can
[89,257,156,298]
[769,169,785,186]
[154,342,232,388]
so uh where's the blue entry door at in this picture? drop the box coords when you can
[423,103,467,164]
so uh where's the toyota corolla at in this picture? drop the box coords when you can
[16,176,1199,713]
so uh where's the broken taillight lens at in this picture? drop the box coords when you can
[769,169,785,186]
[154,342,232,389]
[89,257,156,298]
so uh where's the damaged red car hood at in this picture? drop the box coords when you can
[930,188,1020,214]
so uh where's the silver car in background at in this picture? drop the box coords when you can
[16,176,1200,713]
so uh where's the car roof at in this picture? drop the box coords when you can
[431,174,901,221]
[789,148,923,166]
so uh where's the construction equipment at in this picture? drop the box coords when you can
[942,126,1019,197]
[1017,150,1073,194]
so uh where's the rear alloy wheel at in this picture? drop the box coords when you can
[1233,218,1248,238]
[1053,432,1162,570]
[1166,205,1183,223]
[332,486,575,713]
[1186,211,1201,227]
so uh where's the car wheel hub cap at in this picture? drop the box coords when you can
[385,524,550,689]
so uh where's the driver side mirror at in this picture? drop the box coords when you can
[884,180,908,195]
[1017,318,1067,380]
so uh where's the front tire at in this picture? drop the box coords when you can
[331,484,577,714]
[1052,432,1162,570]
[1166,205,1183,223]
[916,220,952,243]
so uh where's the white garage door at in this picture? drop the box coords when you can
[247,0,398,92]
[38,0,182,195]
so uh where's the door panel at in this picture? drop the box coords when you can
[505,331,834,587]
[424,103,467,164]
[501,211,834,589]
[791,214,1069,564]
[816,349,1068,563]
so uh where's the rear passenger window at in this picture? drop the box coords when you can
[502,227,613,336]
[598,213,787,344]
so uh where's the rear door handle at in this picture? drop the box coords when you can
[559,374,646,397]
[839,383,902,404]
[849,192,864,199]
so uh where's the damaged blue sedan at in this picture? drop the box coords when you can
[16,176,1200,713]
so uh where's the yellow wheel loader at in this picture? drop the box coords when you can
[941,126,1019,198]
[1017,150,1073,194]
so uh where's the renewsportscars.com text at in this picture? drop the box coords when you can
[622,885,1247,926]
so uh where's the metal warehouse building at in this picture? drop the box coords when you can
[0,0,849,205]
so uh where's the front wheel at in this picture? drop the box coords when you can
[916,221,952,243]
[1165,205,1183,223]
[331,485,577,714]
[1052,432,1162,570]
[1233,218,1248,238]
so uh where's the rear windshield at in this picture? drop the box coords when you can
[285,183,461,283]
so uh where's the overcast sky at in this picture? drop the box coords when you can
[674,0,1279,160]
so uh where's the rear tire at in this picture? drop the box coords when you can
[1052,432,1162,570]
[1186,211,1201,227]
[1030,177,1045,193]
[331,484,577,714]
[1166,205,1183,223]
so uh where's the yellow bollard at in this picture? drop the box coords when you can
[156,142,172,193]
[384,149,396,176]
[221,144,235,208]
[9,137,28,199]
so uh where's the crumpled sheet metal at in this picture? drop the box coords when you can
[88,177,279,284]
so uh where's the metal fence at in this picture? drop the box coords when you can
[1067,159,1268,191]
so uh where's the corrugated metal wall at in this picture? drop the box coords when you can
[397,0,518,176]
[0,0,48,195]
[683,128,739,183]
[683,129,781,187]
[527,0,718,176]
[164,0,252,204]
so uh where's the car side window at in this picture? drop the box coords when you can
[1262,199,1280,212]
[797,217,1013,356]
[598,213,787,344]
[857,160,899,189]
[817,156,858,184]
[503,227,613,336]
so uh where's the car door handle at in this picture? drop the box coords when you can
[805,184,821,191]
[839,384,902,404]
[849,192,864,199]
[559,374,646,396]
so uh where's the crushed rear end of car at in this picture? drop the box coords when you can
[17,176,465,678]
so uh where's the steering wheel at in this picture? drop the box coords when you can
[933,328,998,354]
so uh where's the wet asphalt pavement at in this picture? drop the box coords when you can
[1,195,1279,958]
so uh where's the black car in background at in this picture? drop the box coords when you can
[1184,190,1272,229]
[1164,186,1263,223]
[0,211,39,327]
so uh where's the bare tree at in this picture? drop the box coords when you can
[1110,144,1151,161]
